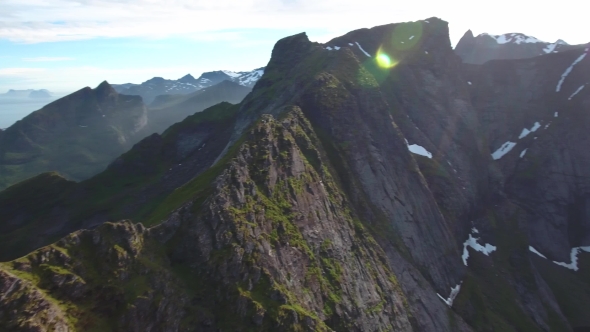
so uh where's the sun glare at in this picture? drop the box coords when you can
[375,48,397,69]
[377,53,391,67]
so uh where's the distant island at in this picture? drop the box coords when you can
[1,89,53,99]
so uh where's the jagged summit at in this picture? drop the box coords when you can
[144,76,166,84]
[481,32,546,44]
[455,30,584,64]
[94,80,116,96]
[178,73,196,82]
[479,32,569,46]
[463,29,474,39]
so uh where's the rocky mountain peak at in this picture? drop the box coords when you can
[555,38,568,45]
[94,80,116,97]
[178,73,196,83]
[463,29,474,39]
[144,77,166,85]
[455,30,586,64]
[197,70,229,81]
[269,32,312,67]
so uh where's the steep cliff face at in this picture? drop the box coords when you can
[468,46,590,328]
[0,17,587,332]
[469,47,590,260]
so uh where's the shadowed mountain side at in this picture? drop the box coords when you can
[0,80,252,191]
[0,81,148,191]
[146,80,252,134]
[0,102,239,261]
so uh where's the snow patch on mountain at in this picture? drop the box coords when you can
[569,84,586,100]
[543,44,557,54]
[235,68,264,87]
[492,141,517,160]
[437,282,462,307]
[462,231,497,266]
[553,247,590,271]
[221,70,241,78]
[355,42,371,57]
[529,246,547,259]
[556,52,587,92]
[483,33,543,45]
[405,139,433,158]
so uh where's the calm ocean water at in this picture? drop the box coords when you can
[0,97,64,129]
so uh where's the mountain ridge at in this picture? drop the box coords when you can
[112,67,264,104]
[455,30,587,64]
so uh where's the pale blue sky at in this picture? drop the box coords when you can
[1,0,588,94]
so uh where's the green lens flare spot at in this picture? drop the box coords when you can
[375,48,397,69]
[377,54,391,68]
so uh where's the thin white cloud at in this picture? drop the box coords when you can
[22,57,75,62]
[3,0,587,46]
[0,67,47,76]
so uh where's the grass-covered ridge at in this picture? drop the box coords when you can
[0,108,414,331]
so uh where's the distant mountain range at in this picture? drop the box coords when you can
[112,67,264,104]
[147,80,251,134]
[455,30,587,64]
[0,89,53,99]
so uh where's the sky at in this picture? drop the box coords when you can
[1,0,588,94]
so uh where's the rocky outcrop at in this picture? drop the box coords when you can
[0,221,191,331]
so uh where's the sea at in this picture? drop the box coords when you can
[0,96,65,129]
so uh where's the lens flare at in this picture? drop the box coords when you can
[375,47,397,69]
[377,53,391,68]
